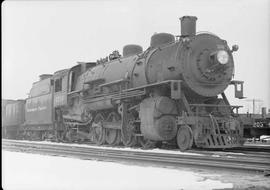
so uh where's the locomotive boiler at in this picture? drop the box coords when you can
[2,16,245,151]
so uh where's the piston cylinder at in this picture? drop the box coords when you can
[139,96,178,141]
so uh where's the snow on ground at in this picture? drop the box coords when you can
[2,150,232,190]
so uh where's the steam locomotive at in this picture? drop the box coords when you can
[2,16,245,151]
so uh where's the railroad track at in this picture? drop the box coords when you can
[2,139,270,174]
[189,148,270,160]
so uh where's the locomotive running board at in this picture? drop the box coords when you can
[83,80,182,102]
[121,80,182,100]
[99,79,129,88]
[123,80,182,93]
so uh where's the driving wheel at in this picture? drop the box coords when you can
[105,112,121,145]
[176,125,193,151]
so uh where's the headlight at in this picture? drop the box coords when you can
[217,50,229,64]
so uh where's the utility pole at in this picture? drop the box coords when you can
[245,99,263,114]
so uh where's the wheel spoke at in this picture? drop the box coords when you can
[92,113,106,145]
[105,112,121,145]
[121,114,137,147]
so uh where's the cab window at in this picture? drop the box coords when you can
[55,78,62,92]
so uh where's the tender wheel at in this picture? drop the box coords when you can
[121,114,137,147]
[57,131,65,142]
[177,125,193,151]
[41,131,47,141]
[138,137,157,149]
[92,113,106,145]
[65,127,75,142]
[105,112,121,145]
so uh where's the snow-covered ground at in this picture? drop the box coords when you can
[2,150,234,190]
[3,147,270,190]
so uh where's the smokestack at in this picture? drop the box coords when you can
[262,107,266,118]
[180,16,197,37]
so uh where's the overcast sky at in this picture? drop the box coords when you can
[2,0,270,113]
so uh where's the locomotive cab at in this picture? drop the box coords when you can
[53,69,69,107]
[68,62,96,93]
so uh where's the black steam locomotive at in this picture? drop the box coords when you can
[2,16,245,151]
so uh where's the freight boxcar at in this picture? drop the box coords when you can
[240,111,270,139]
[2,99,25,138]
[2,99,16,137]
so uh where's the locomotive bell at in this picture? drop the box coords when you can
[180,16,197,37]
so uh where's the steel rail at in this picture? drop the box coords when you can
[188,149,270,159]
[5,139,269,160]
[3,140,270,161]
[3,139,270,161]
[2,140,270,173]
